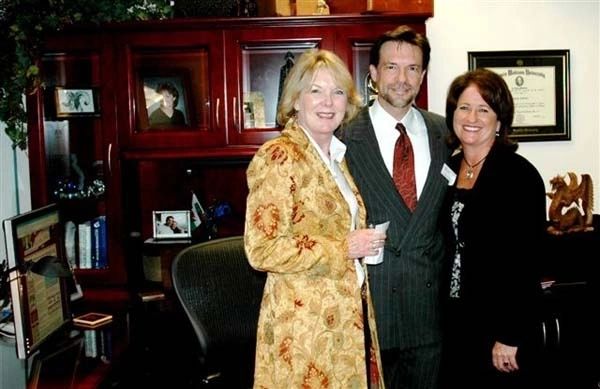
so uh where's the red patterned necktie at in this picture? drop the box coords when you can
[393,123,417,211]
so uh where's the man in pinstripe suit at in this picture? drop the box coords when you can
[338,26,452,389]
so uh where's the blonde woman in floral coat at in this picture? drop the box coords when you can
[245,49,386,389]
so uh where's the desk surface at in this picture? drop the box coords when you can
[28,314,129,389]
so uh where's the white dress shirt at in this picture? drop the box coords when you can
[369,100,431,199]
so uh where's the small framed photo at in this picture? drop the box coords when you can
[137,70,192,131]
[54,87,100,117]
[152,210,192,240]
[243,91,266,128]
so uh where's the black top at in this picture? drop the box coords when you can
[441,144,547,347]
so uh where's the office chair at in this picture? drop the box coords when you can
[171,236,266,388]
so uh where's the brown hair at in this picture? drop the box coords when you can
[445,68,517,151]
[369,25,431,69]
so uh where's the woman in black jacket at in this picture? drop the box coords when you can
[440,68,547,389]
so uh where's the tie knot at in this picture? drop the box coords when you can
[396,122,407,135]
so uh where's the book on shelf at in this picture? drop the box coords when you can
[91,215,107,269]
[77,220,92,269]
[83,329,98,358]
[73,312,113,328]
[82,327,112,361]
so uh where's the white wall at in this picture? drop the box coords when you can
[0,122,31,260]
[426,0,600,212]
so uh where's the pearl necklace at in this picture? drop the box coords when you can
[463,155,487,179]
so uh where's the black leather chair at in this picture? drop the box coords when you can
[171,236,266,388]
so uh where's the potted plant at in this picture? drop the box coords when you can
[0,0,173,150]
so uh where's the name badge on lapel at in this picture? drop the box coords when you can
[441,163,457,186]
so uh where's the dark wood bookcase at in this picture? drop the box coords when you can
[26,13,432,298]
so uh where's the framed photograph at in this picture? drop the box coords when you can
[152,210,192,240]
[137,70,192,131]
[468,50,570,142]
[54,88,100,118]
[243,91,266,128]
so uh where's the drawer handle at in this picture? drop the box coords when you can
[555,317,560,347]
[233,96,239,129]
[541,320,547,348]
[215,98,220,128]
[107,143,113,176]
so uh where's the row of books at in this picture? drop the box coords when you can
[83,327,112,361]
[74,312,114,360]
[65,215,107,269]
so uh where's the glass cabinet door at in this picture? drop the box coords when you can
[31,45,126,285]
[25,32,127,286]
[240,42,317,129]
[225,28,335,145]
[116,30,226,150]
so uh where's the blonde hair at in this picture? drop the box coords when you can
[276,49,362,126]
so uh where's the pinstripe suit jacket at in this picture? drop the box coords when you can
[339,106,452,350]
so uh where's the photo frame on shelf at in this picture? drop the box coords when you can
[468,50,570,142]
[152,210,192,240]
[243,91,266,128]
[54,87,100,118]
[137,70,193,131]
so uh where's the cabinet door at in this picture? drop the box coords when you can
[224,27,335,145]
[116,30,226,149]
[335,22,429,109]
[27,35,127,286]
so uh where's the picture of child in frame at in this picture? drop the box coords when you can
[143,76,189,129]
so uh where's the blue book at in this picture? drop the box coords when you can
[91,216,107,269]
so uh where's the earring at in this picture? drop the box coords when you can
[496,131,500,137]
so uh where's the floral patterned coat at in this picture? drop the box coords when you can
[244,120,384,389]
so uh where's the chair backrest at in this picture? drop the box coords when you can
[171,236,265,386]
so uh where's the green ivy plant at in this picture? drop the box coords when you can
[0,0,172,150]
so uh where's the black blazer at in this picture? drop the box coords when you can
[441,145,547,347]
[339,106,452,349]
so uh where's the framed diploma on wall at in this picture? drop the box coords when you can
[468,50,570,142]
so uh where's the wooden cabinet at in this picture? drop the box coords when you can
[27,13,432,292]
[27,33,127,287]
[115,29,226,150]
[223,24,334,145]
[114,14,430,151]
[535,218,600,388]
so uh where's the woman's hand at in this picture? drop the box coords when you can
[346,228,386,259]
[492,341,519,373]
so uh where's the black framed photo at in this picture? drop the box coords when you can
[137,70,192,131]
[152,210,192,240]
[54,87,100,118]
[468,50,570,142]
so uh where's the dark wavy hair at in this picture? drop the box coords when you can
[156,82,180,107]
[369,25,431,69]
[445,68,517,151]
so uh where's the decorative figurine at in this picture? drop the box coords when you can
[278,51,295,108]
[546,172,594,235]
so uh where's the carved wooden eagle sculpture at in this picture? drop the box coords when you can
[546,172,594,235]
